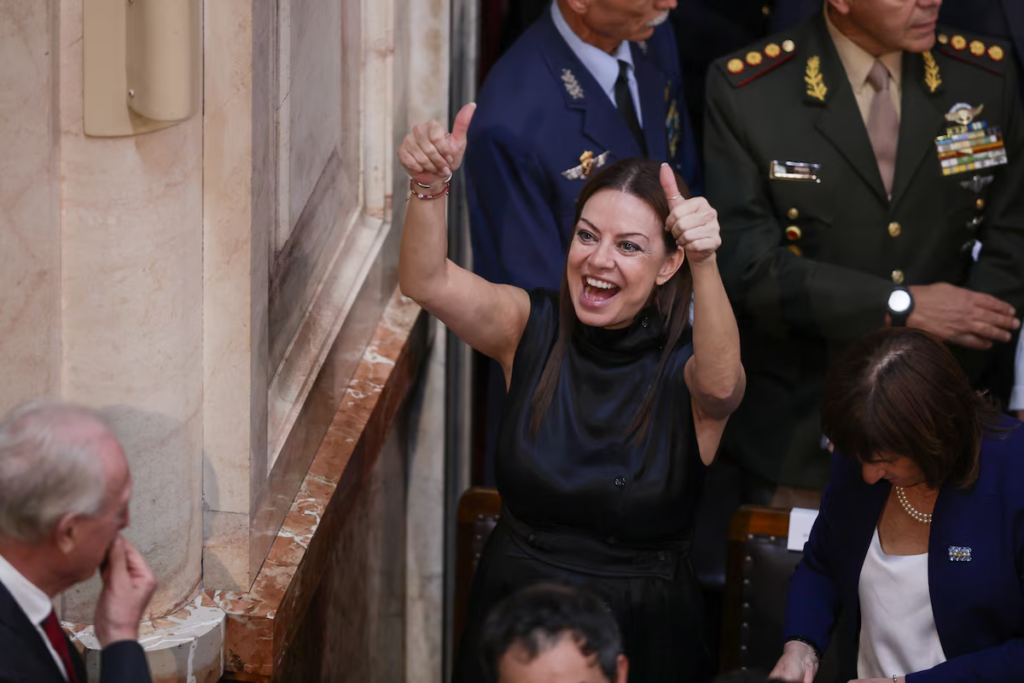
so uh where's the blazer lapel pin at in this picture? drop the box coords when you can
[948,545,972,562]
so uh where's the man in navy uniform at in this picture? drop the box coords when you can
[705,0,1024,501]
[466,0,697,291]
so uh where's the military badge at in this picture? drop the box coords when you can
[561,69,584,100]
[666,98,681,159]
[989,45,1005,62]
[783,40,796,53]
[970,40,986,57]
[769,160,821,183]
[960,174,995,194]
[562,150,610,181]
[765,43,781,59]
[805,56,827,102]
[727,58,745,75]
[923,51,942,93]
[945,103,984,126]
[746,51,763,67]
[951,35,967,51]
[935,105,1009,177]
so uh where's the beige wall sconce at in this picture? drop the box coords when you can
[84,0,201,137]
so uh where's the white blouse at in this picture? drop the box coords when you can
[858,528,947,679]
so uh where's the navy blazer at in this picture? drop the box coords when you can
[784,423,1024,682]
[0,581,151,683]
[465,9,698,290]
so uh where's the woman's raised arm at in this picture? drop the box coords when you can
[398,104,530,381]
[662,165,745,465]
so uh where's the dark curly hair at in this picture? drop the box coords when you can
[479,582,623,683]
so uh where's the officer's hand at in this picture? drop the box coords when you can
[768,640,818,683]
[907,283,1020,350]
[661,164,720,264]
[398,103,476,189]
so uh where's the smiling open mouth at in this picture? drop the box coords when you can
[582,276,621,304]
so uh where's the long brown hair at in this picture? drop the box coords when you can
[528,158,693,441]
[821,328,1008,489]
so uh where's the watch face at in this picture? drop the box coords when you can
[889,289,912,314]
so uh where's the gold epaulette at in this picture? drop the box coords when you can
[935,29,1010,76]
[720,38,798,88]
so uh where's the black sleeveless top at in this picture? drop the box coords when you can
[496,289,706,544]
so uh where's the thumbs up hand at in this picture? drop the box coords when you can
[660,163,721,264]
[398,103,476,188]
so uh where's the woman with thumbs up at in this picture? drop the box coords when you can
[399,104,744,682]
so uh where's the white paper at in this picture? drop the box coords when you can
[787,507,819,552]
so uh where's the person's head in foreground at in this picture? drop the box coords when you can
[822,327,1004,490]
[480,583,629,683]
[0,400,155,647]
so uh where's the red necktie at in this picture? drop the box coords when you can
[40,610,79,683]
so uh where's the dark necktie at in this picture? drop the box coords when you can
[615,59,647,155]
[41,611,79,682]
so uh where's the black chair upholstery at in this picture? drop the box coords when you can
[721,506,838,681]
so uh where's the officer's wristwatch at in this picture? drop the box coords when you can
[887,286,914,327]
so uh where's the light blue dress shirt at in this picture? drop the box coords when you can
[550,1,643,126]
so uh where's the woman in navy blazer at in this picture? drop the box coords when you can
[771,328,1024,683]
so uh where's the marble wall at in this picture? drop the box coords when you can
[0,0,61,414]
[1,0,450,678]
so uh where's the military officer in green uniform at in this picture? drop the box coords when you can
[705,0,1024,498]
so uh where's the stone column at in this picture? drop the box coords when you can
[57,0,205,626]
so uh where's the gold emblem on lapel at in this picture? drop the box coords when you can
[923,51,942,93]
[561,69,584,100]
[805,56,827,101]
[562,150,610,180]
[945,103,984,126]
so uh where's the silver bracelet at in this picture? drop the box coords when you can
[413,172,453,189]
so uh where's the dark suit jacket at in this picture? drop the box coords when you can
[705,14,1024,488]
[0,582,151,683]
[784,422,1024,682]
[466,8,698,290]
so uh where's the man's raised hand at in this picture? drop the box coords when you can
[398,103,476,188]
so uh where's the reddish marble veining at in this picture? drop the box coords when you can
[213,288,427,680]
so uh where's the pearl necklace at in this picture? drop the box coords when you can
[896,486,932,524]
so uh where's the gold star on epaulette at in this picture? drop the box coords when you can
[722,38,797,88]
[936,28,1009,76]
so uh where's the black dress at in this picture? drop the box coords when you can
[455,290,710,682]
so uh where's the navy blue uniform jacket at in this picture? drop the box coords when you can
[784,423,1024,682]
[465,10,698,290]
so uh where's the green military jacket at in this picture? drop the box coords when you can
[706,14,1024,488]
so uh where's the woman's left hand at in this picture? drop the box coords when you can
[660,164,721,264]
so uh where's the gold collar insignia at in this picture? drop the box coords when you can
[805,56,827,101]
[923,51,942,93]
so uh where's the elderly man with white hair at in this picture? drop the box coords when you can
[0,401,155,683]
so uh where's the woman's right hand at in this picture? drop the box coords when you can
[769,640,819,683]
[398,103,476,188]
